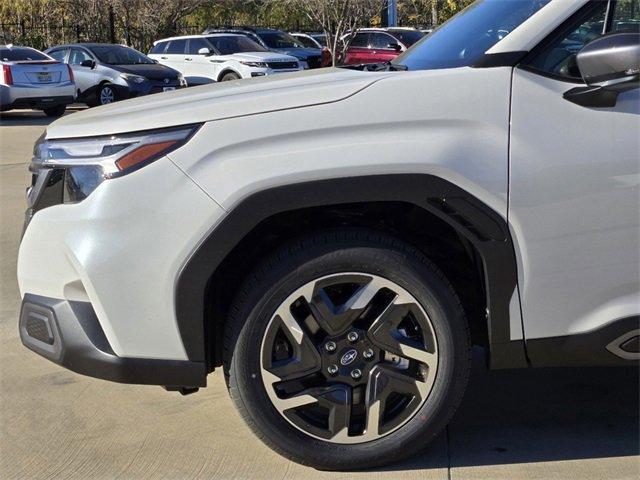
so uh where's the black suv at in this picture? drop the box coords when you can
[202,26,323,69]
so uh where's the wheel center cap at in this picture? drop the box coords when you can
[340,349,358,366]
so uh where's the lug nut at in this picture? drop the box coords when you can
[325,341,337,352]
[350,369,362,379]
[347,331,359,342]
[327,365,339,375]
[363,348,374,360]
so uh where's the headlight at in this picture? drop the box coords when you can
[32,125,200,202]
[240,61,268,68]
[121,73,146,84]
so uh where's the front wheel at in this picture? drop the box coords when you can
[224,230,471,470]
[96,83,117,105]
[220,72,241,82]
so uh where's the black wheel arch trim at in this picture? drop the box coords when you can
[175,174,527,369]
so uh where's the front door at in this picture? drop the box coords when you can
[68,48,95,97]
[509,0,639,356]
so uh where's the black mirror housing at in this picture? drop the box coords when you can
[388,43,403,52]
[564,32,639,108]
[80,59,96,69]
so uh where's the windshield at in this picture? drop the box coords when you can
[90,45,154,65]
[260,31,305,49]
[396,0,551,70]
[206,35,267,54]
[1,47,50,62]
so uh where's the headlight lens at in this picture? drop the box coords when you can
[240,61,268,68]
[34,125,199,176]
[121,73,147,84]
[32,125,200,202]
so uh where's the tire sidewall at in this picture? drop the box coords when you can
[228,238,469,469]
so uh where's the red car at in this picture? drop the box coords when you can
[340,28,425,65]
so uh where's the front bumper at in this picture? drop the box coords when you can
[114,80,185,99]
[19,156,225,364]
[20,294,206,386]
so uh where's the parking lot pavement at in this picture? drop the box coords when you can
[1,110,638,479]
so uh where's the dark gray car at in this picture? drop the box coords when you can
[45,43,186,106]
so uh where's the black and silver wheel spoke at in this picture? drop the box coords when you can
[261,273,439,444]
[368,300,438,372]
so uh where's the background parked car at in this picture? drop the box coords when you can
[45,43,186,106]
[149,34,302,84]
[290,32,327,49]
[341,27,425,65]
[0,45,74,117]
[202,26,325,69]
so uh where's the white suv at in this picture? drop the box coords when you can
[18,0,640,471]
[148,34,302,84]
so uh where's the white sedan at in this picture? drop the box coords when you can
[148,34,303,84]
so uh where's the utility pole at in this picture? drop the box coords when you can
[387,0,398,27]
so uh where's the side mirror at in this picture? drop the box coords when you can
[564,32,639,108]
[198,47,211,56]
[388,42,402,52]
[80,59,95,69]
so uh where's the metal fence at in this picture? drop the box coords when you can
[0,18,322,53]
[0,21,206,53]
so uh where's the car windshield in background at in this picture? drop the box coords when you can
[260,32,305,49]
[389,30,425,46]
[90,45,154,65]
[206,35,267,54]
[310,34,327,47]
[396,0,551,70]
[0,47,50,62]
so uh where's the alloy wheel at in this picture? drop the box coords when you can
[260,273,438,444]
[100,86,115,104]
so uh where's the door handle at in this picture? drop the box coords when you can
[185,58,193,61]
[160,56,168,60]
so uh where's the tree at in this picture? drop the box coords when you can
[276,0,386,65]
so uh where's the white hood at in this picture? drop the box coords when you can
[46,68,391,139]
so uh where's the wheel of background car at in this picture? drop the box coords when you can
[224,229,471,470]
[98,84,117,105]
[42,105,66,118]
[220,72,241,82]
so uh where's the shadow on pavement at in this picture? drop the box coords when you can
[0,106,85,127]
[385,353,639,471]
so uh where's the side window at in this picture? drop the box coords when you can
[49,49,68,63]
[149,42,167,54]
[69,48,92,65]
[370,33,395,49]
[349,33,370,48]
[166,40,186,55]
[525,0,638,81]
[187,38,211,54]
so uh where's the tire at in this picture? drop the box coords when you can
[43,105,66,117]
[224,229,471,470]
[96,83,117,105]
[220,72,241,82]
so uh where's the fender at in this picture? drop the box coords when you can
[175,174,528,369]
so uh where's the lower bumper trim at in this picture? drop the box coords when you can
[19,294,206,387]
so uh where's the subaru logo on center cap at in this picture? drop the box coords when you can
[340,349,358,366]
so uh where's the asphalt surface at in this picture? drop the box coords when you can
[1,109,639,479]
